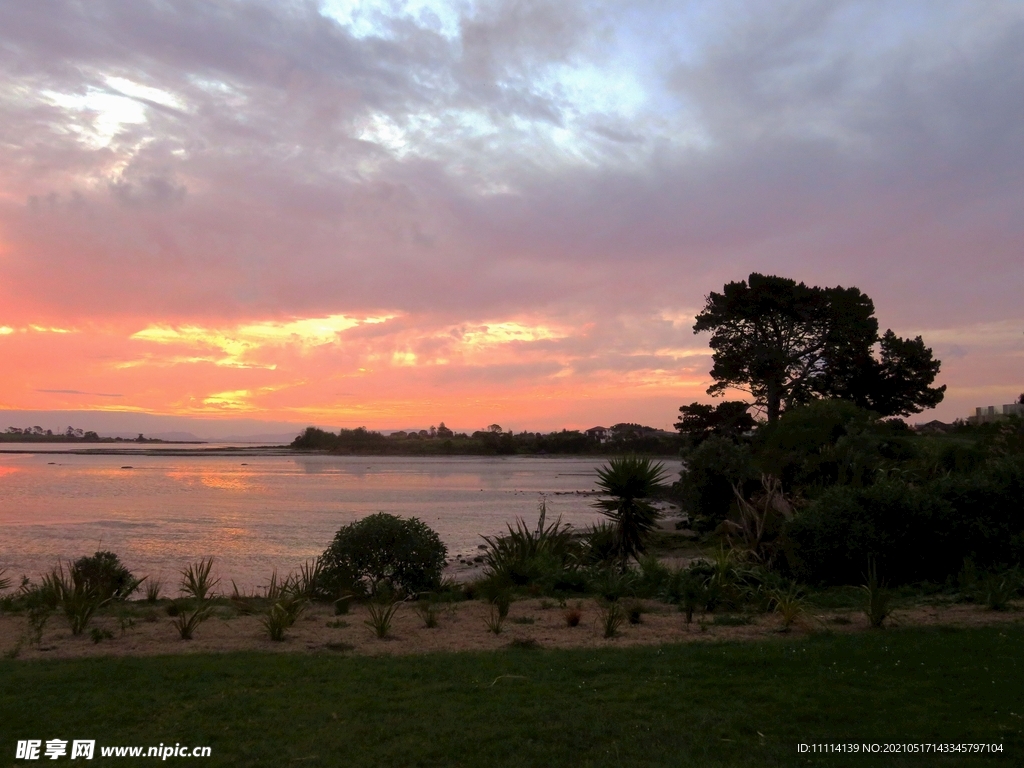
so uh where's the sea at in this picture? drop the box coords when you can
[0,446,682,591]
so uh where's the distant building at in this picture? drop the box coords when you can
[585,426,611,443]
[968,403,1024,425]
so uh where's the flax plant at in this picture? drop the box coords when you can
[862,558,891,629]
[599,601,625,639]
[261,592,307,642]
[364,601,401,639]
[181,558,220,601]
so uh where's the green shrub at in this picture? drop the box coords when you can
[364,600,400,639]
[72,551,140,601]
[481,502,579,588]
[755,401,907,492]
[415,602,440,628]
[181,558,219,601]
[665,569,703,623]
[144,579,162,603]
[581,522,618,566]
[321,513,447,598]
[50,563,106,636]
[783,481,957,585]
[261,594,307,641]
[170,602,214,640]
[599,601,624,638]
[785,457,1024,586]
[678,437,754,530]
[484,606,505,635]
[594,455,669,569]
[931,456,1024,570]
[862,559,891,628]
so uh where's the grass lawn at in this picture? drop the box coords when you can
[2,625,1022,767]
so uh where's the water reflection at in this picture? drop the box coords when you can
[0,454,681,590]
[167,469,262,493]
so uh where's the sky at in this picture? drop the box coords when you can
[1,0,1022,436]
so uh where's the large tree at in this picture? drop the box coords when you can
[693,273,945,422]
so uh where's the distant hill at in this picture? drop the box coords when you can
[216,432,301,444]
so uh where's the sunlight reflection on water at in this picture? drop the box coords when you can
[0,453,681,591]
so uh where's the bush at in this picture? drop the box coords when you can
[783,481,957,585]
[678,436,754,529]
[756,400,916,493]
[321,513,447,598]
[71,551,139,601]
[931,456,1024,570]
[481,503,578,588]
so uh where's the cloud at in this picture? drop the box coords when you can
[0,0,1022,426]
[37,389,123,398]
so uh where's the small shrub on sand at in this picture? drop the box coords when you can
[50,563,106,636]
[624,600,643,625]
[862,559,891,629]
[261,593,307,641]
[600,601,625,639]
[73,551,141,601]
[334,595,352,615]
[415,602,440,628]
[770,585,806,630]
[90,627,114,644]
[364,601,401,639]
[322,514,447,598]
[564,606,582,627]
[484,606,506,635]
[982,569,1020,611]
[145,579,162,603]
[170,602,214,640]
[181,558,219,601]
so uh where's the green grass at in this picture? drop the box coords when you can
[2,626,1022,767]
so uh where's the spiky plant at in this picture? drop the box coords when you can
[593,456,668,571]
[181,558,219,601]
[261,592,307,642]
[599,601,625,638]
[769,584,806,630]
[48,563,107,636]
[364,600,400,639]
[297,557,326,600]
[170,601,215,640]
[415,602,440,628]
[484,605,505,635]
[861,558,891,629]
[145,579,162,603]
[480,502,577,585]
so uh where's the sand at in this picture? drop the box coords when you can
[2,598,1021,660]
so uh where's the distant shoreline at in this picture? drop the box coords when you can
[0,446,678,458]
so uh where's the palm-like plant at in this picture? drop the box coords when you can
[594,455,669,571]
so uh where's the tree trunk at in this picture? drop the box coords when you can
[766,382,782,424]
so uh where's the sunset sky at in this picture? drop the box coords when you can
[1,0,1021,436]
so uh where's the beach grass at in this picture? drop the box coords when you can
[2,625,1021,767]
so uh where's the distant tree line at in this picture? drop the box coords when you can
[0,427,161,443]
[291,422,680,456]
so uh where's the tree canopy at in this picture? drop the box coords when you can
[675,401,756,444]
[692,273,945,422]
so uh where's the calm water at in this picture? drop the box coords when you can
[0,451,681,590]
